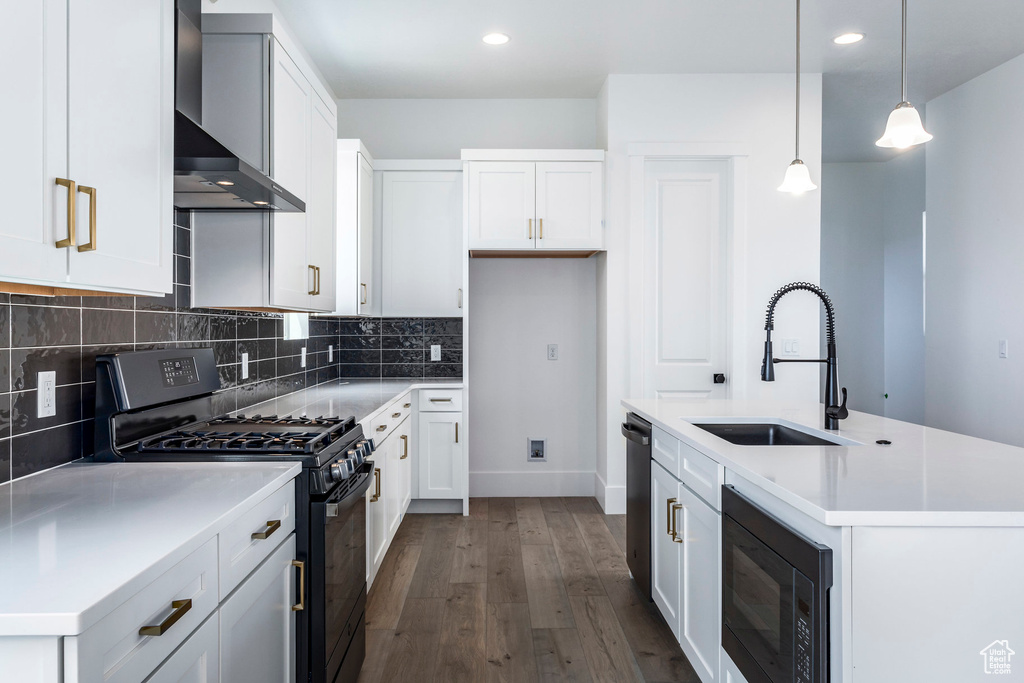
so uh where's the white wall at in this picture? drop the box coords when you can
[925,53,1024,446]
[336,99,598,158]
[599,73,823,512]
[467,259,598,496]
[821,163,886,416]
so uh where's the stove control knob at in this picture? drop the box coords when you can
[363,438,376,454]
[329,460,350,482]
[351,446,365,465]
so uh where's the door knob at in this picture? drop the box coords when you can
[713,373,726,384]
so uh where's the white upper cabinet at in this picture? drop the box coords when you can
[308,95,337,312]
[382,171,464,317]
[535,162,603,250]
[1,0,173,296]
[467,162,535,250]
[464,151,604,253]
[271,41,310,203]
[334,141,375,316]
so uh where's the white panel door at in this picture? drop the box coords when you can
[357,155,375,315]
[65,0,173,295]
[418,413,463,499]
[367,455,388,583]
[643,159,730,399]
[385,432,403,538]
[271,41,309,202]
[144,614,219,683]
[0,0,69,287]
[651,461,682,639]
[535,162,603,250]
[219,535,296,683]
[678,484,721,683]
[467,162,535,250]
[398,424,412,514]
[307,95,337,312]
[382,172,464,317]
[271,212,311,310]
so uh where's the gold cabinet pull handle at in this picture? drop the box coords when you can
[671,503,684,543]
[76,185,97,252]
[360,283,367,305]
[429,397,453,403]
[400,434,408,459]
[55,178,76,248]
[539,217,543,240]
[455,421,459,444]
[308,265,317,295]
[315,266,321,295]
[139,599,192,636]
[370,467,381,502]
[392,412,402,419]
[251,519,281,540]
[376,424,387,432]
[403,403,411,409]
[528,218,533,239]
[666,497,677,539]
[291,560,306,611]
[458,288,463,309]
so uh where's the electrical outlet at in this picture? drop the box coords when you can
[547,344,558,361]
[328,345,334,362]
[240,352,249,380]
[999,339,1009,359]
[528,438,547,462]
[300,346,307,368]
[37,371,56,418]
[430,345,441,362]
[780,338,800,357]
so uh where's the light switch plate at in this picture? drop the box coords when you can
[240,352,249,379]
[999,339,1009,359]
[780,338,801,357]
[328,345,334,362]
[547,344,558,361]
[38,371,56,418]
[430,345,441,362]
[301,347,307,368]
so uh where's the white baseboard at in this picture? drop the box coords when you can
[594,472,608,511]
[469,470,595,497]
[601,478,626,515]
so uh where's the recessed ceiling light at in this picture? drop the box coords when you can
[482,32,510,46]
[253,200,269,206]
[833,32,865,45]
[215,180,235,187]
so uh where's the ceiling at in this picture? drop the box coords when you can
[272,0,1024,162]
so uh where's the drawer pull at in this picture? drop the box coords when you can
[370,467,381,502]
[666,497,677,539]
[139,599,192,637]
[291,560,306,611]
[400,434,408,459]
[392,412,402,419]
[360,283,367,305]
[251,519,281,540]
[403,403,411,409]
[376,424,387,432]
[55,177,76,248]
[77,185,97,252]
[455,421,459,444]
[429,398,453,403]
[671,503,684,544]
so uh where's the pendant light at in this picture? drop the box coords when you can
[778,0,817,194]
[876,0,932,148]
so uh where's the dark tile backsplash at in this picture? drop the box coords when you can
[0,212,462,485]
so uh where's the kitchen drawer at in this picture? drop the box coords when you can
[652,427,681,477]
[218,480,296,599]
[419,389,462,412]
[677,439,724,511]
[387,393,413,430]
[65,537,218,683]
[143,611,219,683]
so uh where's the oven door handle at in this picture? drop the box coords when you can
[621,422,650,446]
[324,464,375,518]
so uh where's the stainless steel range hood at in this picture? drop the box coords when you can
[173,0,304,212]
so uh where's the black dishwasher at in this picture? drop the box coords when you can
[622,412,653,601]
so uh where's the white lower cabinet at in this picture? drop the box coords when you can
[366,404,413,587]
[417,412,463,499]
[144,614,219,683]
[367,444,389,586]
[220,534,297,683]
[651,457,721,683]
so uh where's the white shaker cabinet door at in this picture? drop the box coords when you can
[386,431,403,538]
[651,460,682,639]
[307,94,337,312]
[367,453,389,586]
[467,162,535,250]
[417,413,464,499]
[397,422,413,514]
[535,162,603,250]
[678,484,721,683]
[0,0,69,287]
[144,614,219,683]
[65,0,174,295]
[271,212,312,310]
[270,41,310,203]
[219,535,296,683]
[357,155,376,315]
[382,172,464,317]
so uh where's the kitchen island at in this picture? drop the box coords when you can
[623,397,1024,683]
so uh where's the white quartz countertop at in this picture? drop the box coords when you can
[623,398,1024,527]
[238,378,463,424]
[0,461,300,635]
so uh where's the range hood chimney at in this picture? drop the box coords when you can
[173,0,304,212]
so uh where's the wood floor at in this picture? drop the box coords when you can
[358,497,698,683]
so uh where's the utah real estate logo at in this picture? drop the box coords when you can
[980,640,1015,675]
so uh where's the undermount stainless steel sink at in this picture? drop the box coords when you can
[693,422,843,446]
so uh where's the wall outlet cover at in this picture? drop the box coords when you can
[240,352,249,380]
[431,345,441,362]
[547,344,558,361]
[999,339,1009,359]
[38,371,56,418]
[328,345,334,362]
[300,347,307,368]
[528,438,547,462]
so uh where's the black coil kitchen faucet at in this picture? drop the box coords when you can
[761,282,849,430]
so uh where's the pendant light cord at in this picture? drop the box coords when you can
[901,0,908,102]
[795,0,801,159]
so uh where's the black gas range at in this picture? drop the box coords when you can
[92,348,373,683]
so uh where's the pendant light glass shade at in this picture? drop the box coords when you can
[778,159,817,193]
[875,102,932,148]
[778,0,816,194]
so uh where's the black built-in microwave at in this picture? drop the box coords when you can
[721,485,832,683]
